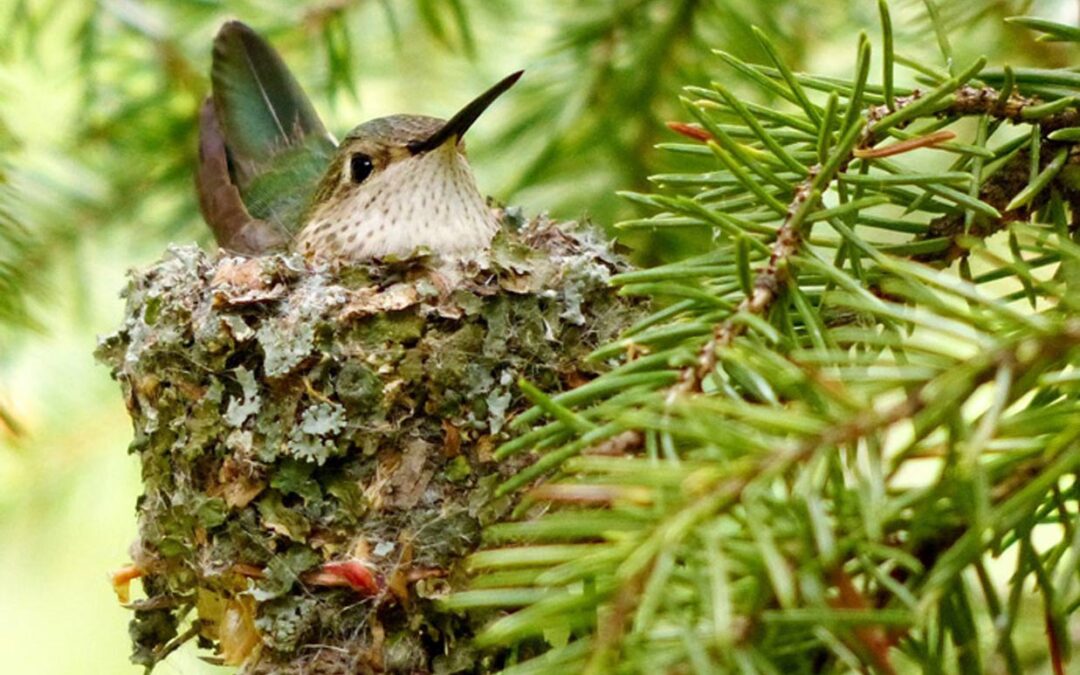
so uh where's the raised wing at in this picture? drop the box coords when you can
[195,98,288,254]
[197,21,337,250]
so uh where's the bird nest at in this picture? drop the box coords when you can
[95,213,640,673]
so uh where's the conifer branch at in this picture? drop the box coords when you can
[465,8,1080,673]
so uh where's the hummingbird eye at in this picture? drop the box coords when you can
[350,153,374,184]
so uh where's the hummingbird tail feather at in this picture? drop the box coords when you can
[196,98,287,255]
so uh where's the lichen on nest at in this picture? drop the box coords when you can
[96,214,639,673]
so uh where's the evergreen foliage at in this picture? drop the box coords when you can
[447,5,1080,673]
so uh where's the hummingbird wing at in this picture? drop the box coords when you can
[202,20,337,243]
[196,98,289,254]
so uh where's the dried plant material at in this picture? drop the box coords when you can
[108,564,143,604]
[528,483,653,505]
[219,597,261,666]
[666,121,713,142]
[303,560,380,595]
[853,130,956,158]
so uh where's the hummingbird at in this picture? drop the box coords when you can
[196,21,521,262]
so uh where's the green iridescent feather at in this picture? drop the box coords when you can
[210,21,337,234]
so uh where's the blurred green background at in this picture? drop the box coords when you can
[0,0,1074,672]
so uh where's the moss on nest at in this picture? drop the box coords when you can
[96,215,639,673]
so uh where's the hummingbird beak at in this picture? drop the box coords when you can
[407,70,524,155]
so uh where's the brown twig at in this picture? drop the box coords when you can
[586,563,651,673]
[861,86,1080,265]
[151,620,202,667]
[669,171,817,400]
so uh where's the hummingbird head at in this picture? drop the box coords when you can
[296,71,523,262]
